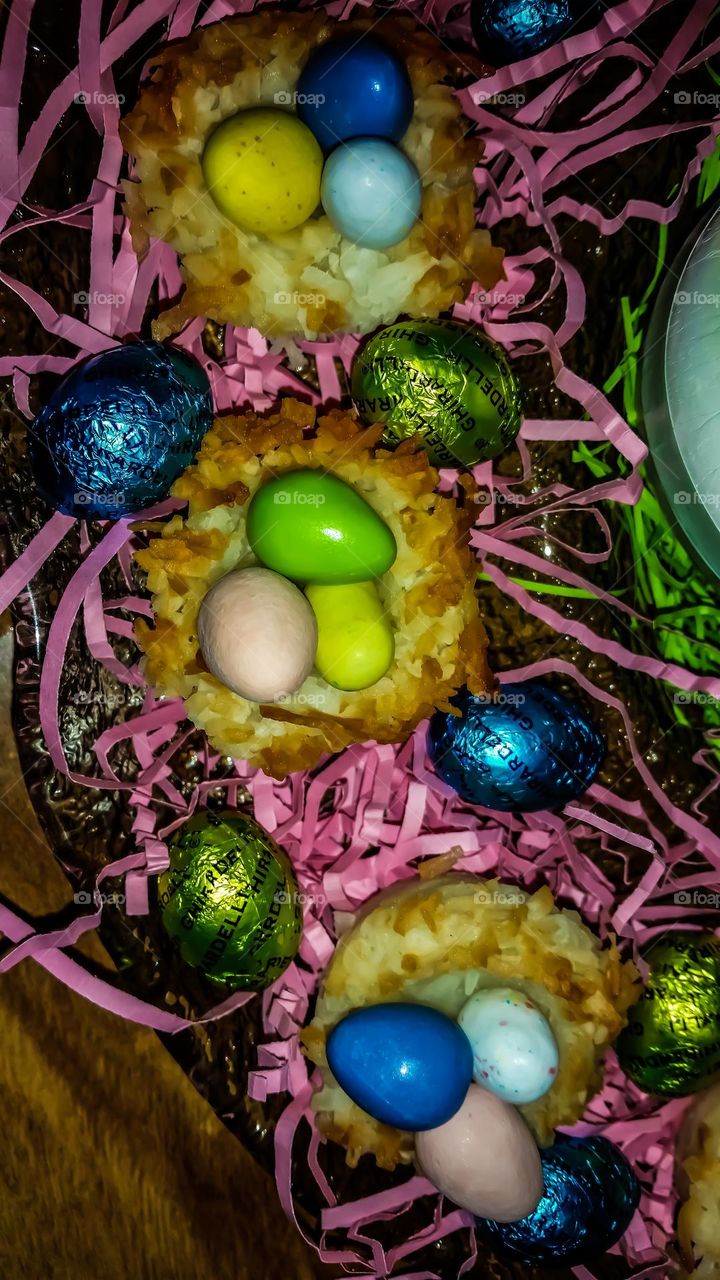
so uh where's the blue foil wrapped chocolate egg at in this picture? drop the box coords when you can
[428,680,604,811]
[476,1133,641,1265]
[326,1002,473,1131]
[471,0,603,66]
[29,342,213,518]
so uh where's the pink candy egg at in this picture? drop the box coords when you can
[197,567,317,703]
[415,1083,543,1222]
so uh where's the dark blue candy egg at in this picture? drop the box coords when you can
[476,1133,641,1265]
[326,1002,473,1131]
[471,0,603,66]
[29,342,213,518]
[296,34,414,152]
[428,680,604,812]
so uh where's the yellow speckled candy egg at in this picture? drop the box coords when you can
[202,107,323,235]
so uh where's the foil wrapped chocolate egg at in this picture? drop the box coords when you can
[29,341,212,517]
[476,1134,640,1265]
[471,0,602,66]
[428,681,604,812]
[351,318,523,468]
[158,810,302,991]
[616,932,720,1097]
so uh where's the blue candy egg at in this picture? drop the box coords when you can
[428,680,604,812]
[296,33,414,151]
[321,138,421,250]
[476,1134,641,1265]
[471,0,602,66]
[29,342,213,518]
[326,1002,473,1131]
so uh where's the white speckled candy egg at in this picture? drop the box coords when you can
[197,567,317,703]
[457,987,559,1105]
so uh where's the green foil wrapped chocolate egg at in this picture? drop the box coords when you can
[616,932,720,1097]
[158,810,302,990]
[351,318,523,467]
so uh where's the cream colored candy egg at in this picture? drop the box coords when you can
[197,567,317,703]
[415,1082,543,1222]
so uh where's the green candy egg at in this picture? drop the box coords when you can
[616,931,720,1097]
[158,809,302,991]
[306,581,394,691]
[246,469,396,584]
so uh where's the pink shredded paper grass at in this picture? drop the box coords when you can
[1,0,720,1274]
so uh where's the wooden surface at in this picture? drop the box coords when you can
[0,630,325,1280]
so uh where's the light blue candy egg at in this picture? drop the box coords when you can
[458,987,559,1105]
[321,138,421,250]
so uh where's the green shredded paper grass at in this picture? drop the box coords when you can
[490,139,720,745]
[577,140,720,740]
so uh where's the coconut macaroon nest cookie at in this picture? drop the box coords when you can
[120,9,503,339]
[135,398,491,779]
[302,874,640,1168]
[677,1085,720,1280]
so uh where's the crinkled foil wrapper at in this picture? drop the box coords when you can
[352,318,523,467]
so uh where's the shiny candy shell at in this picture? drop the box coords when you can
[321,138,421,250]
[296,33,414,151]
[246,469,397,583]
[476,1134,641,1265]
[458,988,559,1104]
[197,567,317,703]
[415,1082,543,1221]
[158,809,302,990]
[29,342,213,518]
[616,932,720,1097]
[326,1002,473,1131]
[202,107,323,234]
[428,680,604,812]
[305,581,394,691]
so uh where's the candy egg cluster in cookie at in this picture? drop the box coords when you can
[121,11,503,339]
[135,399,491,778]
[302,872,641,1253]
[197,468,398,705]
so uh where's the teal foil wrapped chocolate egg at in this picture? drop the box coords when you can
[471,0,602,66]
[29,341,213,518]
[428,680,604,811]
[476,1134,640,1265]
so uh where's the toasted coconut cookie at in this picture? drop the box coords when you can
[134,399,491,779]
[302,874,639,1169]
[677,1085,720,1279]
[120,9,504,340]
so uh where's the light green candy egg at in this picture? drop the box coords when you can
[306,581,394,691]
[246,469,396,584]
